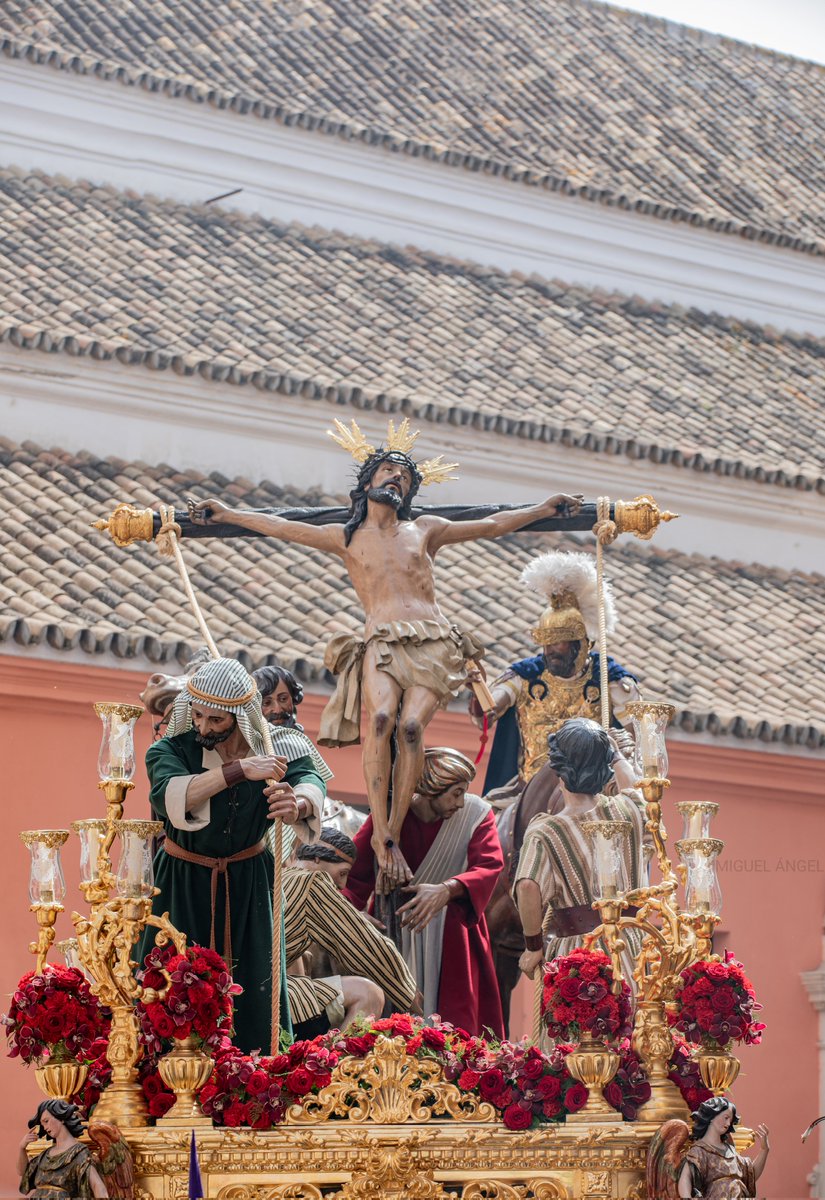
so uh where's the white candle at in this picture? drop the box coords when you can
[126,835,146,896]
[33,847,56,904]
[595,834,619,899]
[688,809,705,839]
[639,712,658,774]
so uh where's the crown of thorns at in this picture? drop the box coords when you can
[327,418,459,486]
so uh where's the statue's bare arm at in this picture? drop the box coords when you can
[423,493,583,550]
[187,496,345,555]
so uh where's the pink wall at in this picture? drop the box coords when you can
[0,655,822,1197]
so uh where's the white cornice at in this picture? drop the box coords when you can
[2,59,825,337]
[1,344,822,572]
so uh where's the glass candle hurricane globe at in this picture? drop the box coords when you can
[114,821,163,899]
[20,831,69,905]
[676,838,723,916]
[72,819,109,884]
[95,703,143,783]
[625,701,676,779]
[676,802,719,841]
[580,820,632,900]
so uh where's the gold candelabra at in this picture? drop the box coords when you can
[583,701,725,1123]
[21,702,187,1126]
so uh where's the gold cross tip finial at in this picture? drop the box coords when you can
[326,417,459,485]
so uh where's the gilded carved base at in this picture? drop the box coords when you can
[126,1122,650,1200]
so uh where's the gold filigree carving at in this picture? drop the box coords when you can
[583,1171,611,1196]
[463,1183,569,1200]
[329,1141,454,1200]
[286,1036,497,1124]
[217,1188,324,1200]
[624,1184,648,1200]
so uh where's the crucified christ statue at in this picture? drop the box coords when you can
[188,420,581,886]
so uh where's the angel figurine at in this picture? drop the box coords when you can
[87,1122,135,1200]
[18,1101,108,1199]
[647,1096,770,1198]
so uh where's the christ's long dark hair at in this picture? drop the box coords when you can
[691,1096,739,1143]
[343,451,422,545]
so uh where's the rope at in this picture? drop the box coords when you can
[155,503,283,1048]
[532,963,544,1046]
[593,496,617,732]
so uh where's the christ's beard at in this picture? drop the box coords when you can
[194,721,236,749]
[367,485,403,509]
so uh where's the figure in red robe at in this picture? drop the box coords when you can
[346,747,505,1038]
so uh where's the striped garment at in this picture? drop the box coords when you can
[513,791,647,986]
[283,865,417,1024]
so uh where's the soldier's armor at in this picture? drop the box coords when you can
[514,662,608,783]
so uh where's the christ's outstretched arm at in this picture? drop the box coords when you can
[187,496,344,554]
[425,493,582,550]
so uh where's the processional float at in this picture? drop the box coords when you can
[11,489,754,1200]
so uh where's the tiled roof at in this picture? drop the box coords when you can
[3,168,825,492]
[1,439,822,749]
[2,0,824,252]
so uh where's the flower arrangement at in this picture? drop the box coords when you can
[200,1038,340,1129]
[672,951,765,1049]
[137,943,242,1054]
[668,1035,712,1112]
[542,948,633,1044]
[601,1041,652,1121]
[2,966,110,1064]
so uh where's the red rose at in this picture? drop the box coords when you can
[603,1081,623,1110]
[286,1067,314,1096]
[270,1054,290,1074]
[148,1092,175,1119]
[246,1070,269,1096]
[520,1055,544,1080]
[479,1069,506,1099]
[711,990,736,1013]
[564,1083,588,1112]
[405,1035,423,1054]
[458,1069,481,1090]
[503,1103,533,1130]
[706,963,729,980]
[150,1011,176,1039]
[536,1073,561,1099]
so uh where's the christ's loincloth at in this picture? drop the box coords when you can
[318,618,484,748]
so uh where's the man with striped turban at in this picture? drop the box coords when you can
[141,657,329,1051]
[346,748,505,1037]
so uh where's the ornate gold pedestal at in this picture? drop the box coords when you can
[121,1038,651,1199]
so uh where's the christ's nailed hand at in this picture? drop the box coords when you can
[186,494,231,524]
[546,493,583,518]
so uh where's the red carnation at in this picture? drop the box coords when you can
[458,1069,481,1090]
[542,1097,562,1119]
[222,1100,248,1127]
[421,1028,447,1051]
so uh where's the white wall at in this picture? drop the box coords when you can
[2,59,825,337]
[1,344,820,571]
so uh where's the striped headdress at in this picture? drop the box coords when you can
[166,657,333,781]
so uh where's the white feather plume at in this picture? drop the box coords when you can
[519,551,616,641]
